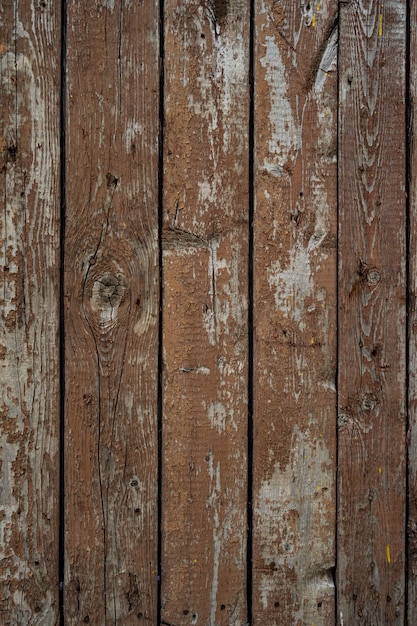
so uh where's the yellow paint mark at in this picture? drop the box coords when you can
[194,559,198,564]
[386,544,391,564]
[311,337,315,344]
[378,467,382,474]
[316,1,321,10]
[378,13,383,36]
[325,109,329,116]
[312,14,316,27]
[317,486,321,491]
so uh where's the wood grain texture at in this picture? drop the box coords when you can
[408,0,417,620]
[64,1,159,623]
[252,1,338,624]
[161,1,250,624]
[0,1,61,623]
[337,1,406,624]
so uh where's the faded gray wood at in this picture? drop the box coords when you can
[0,0,61,622]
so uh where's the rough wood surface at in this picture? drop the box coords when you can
[161,1,250,624]
[409,0,417,617]
[252,1,338,624]
[337,1,406,624]
[407,0,417,621]
[64,1,160,623]
[0,0,61,622]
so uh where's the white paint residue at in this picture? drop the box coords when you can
[203,237,247,346]
[260,36,298,163]
[257,425,334,617]
[206,401,227,433]
[268,244,313,321]
[314,27,338,94]
[124,121,143,154]
[206,455,221,625]
[99,0,115,10]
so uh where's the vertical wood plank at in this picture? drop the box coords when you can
[0,0,61,622]
[252,1,338,624]
[337,1,406,624]
[161,2,250,623]
[407,0,417,620]
[64,1,159,623]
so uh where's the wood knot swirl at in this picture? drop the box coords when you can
[84,270,129,327]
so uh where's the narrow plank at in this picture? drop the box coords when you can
[337,1,407,624]
[252,1,338,624]
[407,0,417,620]
[161,1,250,623]
[0,1,61,622]
[64,1,159,623]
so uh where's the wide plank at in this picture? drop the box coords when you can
[252,1,338,623]
[161,1,250,623]
[0,0,61,622]
[64,1,160,622]
[337,1,407,623]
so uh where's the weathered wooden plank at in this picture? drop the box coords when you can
[0,1,61,622]
[337,1,406,624]
[64,1,160,623]
[407,0,417,620]
[252,1,338,624]
[161,1,250,623]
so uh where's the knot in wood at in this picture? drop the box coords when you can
[88,272,128,323]
[90,272,127,316]
[365,267,381,286]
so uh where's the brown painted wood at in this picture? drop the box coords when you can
[408,0,417,620]
[161,2,250,624]
[252,2,338,624]
[64,1,160,623]
[0,0,61,622]
[337,1,407,624]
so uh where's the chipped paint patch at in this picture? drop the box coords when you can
[260,36,298,164]
[268,244,313,321]
[256,426,334,617]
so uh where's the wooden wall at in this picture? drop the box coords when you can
[0,1,412,624]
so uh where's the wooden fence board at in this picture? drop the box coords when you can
[337,1,407,624]
[161,2,250,624]
[408,0,417,620]
[0,1,61,622]
[252,2,338,624]
[64,1,160,622]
